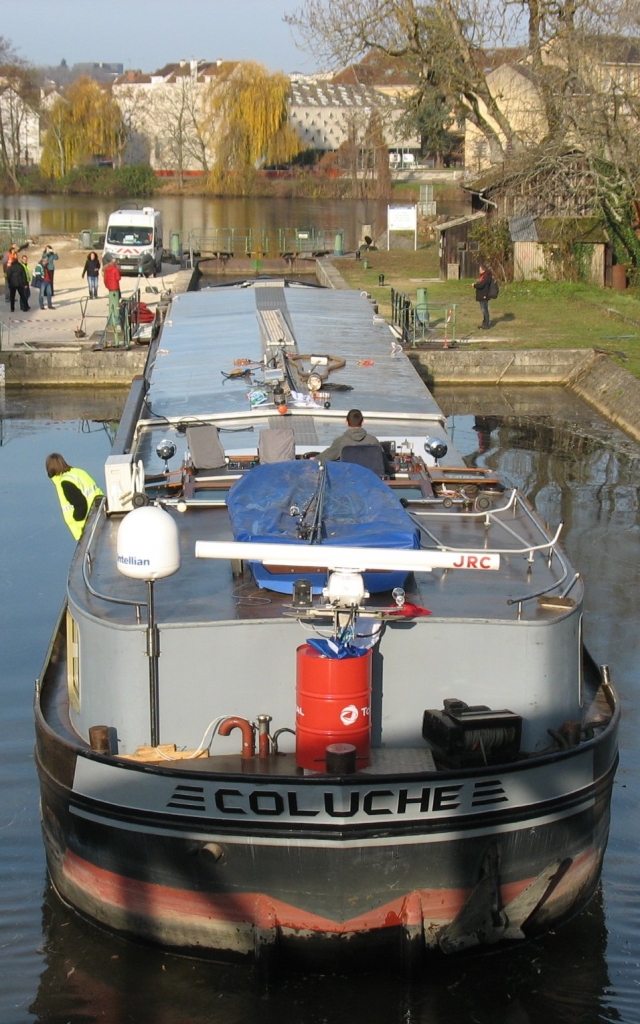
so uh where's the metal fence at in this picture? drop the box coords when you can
[0,220,27,252]
[186,227,344,264]
[390,287,457,346]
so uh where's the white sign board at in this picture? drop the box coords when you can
[387,205,418,249]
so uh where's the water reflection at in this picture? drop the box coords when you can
[0,195,390,252]
[29,884,618,1024]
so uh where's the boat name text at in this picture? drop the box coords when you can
[165,779,509,822]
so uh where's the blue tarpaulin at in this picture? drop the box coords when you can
[305,638,369,659]
[227,461,419,594]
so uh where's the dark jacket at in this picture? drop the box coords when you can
[319,425,383,462]
[82,256,101,278]
[473,269,493,302]
[7,260,27,287]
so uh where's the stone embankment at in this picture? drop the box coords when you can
[409,346,640,443]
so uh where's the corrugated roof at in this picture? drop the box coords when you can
[509,215,538,242]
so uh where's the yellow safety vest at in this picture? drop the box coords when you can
[52,468,103,540]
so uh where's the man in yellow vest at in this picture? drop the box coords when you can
[46,453,103,540]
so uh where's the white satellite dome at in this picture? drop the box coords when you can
[116,505,180,580]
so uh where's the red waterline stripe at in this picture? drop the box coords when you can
[61,848,576,934]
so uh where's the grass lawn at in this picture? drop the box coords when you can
[335,249,640,379]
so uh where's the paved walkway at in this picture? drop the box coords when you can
[0,255,183,351]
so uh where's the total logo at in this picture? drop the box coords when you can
[340,704,370,726]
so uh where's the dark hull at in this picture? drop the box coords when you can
[35,708,618,968]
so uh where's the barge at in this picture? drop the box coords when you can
[35,281,619,969]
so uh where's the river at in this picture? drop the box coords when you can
[0,193,471,251]
[1,383,639,1023]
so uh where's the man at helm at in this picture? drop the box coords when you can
[318,409,383,462]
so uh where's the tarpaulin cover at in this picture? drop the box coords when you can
[227,461,420,551]
[305,639,369,659]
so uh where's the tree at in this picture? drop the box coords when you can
[40,77,126,178]
[207,62,303,186]
[287,1,525,162]
[157,74,217,183]
[288,0,640,266]
[0,36,41,187]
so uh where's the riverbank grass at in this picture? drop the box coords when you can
[335,251,640,378]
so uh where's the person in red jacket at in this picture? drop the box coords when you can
[103,261,122,296]
[103,262,123,341]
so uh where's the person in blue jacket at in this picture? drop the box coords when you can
[41,245,59,296]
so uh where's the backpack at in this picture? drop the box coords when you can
[488,278,499,299]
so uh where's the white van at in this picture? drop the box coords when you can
[103,206,163,277]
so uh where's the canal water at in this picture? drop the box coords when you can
[0,193,471,252]
[1,383,639,1023]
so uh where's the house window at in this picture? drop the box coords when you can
[67,610,80,713]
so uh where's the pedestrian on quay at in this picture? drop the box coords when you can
[82,251,101,298]
[34,259,54,310]
[45,453,103,540]
[3,243,19,302]
[41,245,59,296]
[20,254,31,304]
[103,261,122,338]
[472,264,494,330]
[7,253,30,312]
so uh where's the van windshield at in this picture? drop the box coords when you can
[107,226,153,245]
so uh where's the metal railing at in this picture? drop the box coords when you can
[0,220,26,248]
[187,227,344,265]
[390,287,457,346]
[98,285,146,348]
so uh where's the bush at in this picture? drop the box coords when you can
[22,164,157,197]
[108,165,157,196]
[469,219,513,281]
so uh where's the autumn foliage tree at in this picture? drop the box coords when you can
[207,62,303,189]
[41,76,126,178]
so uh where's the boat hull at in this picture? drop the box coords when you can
[36,716,618,967]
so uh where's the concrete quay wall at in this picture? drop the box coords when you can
[0,267,194,387]
[1,347,147,387]
[411,348,640,443]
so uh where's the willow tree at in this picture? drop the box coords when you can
[207,62,303,188]
[40,76,126,177]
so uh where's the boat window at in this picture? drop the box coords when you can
[188,487,232,504]
[388,485,425,501]
[66,611,80,713]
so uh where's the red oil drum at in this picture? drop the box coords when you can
[295,643,372,771]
